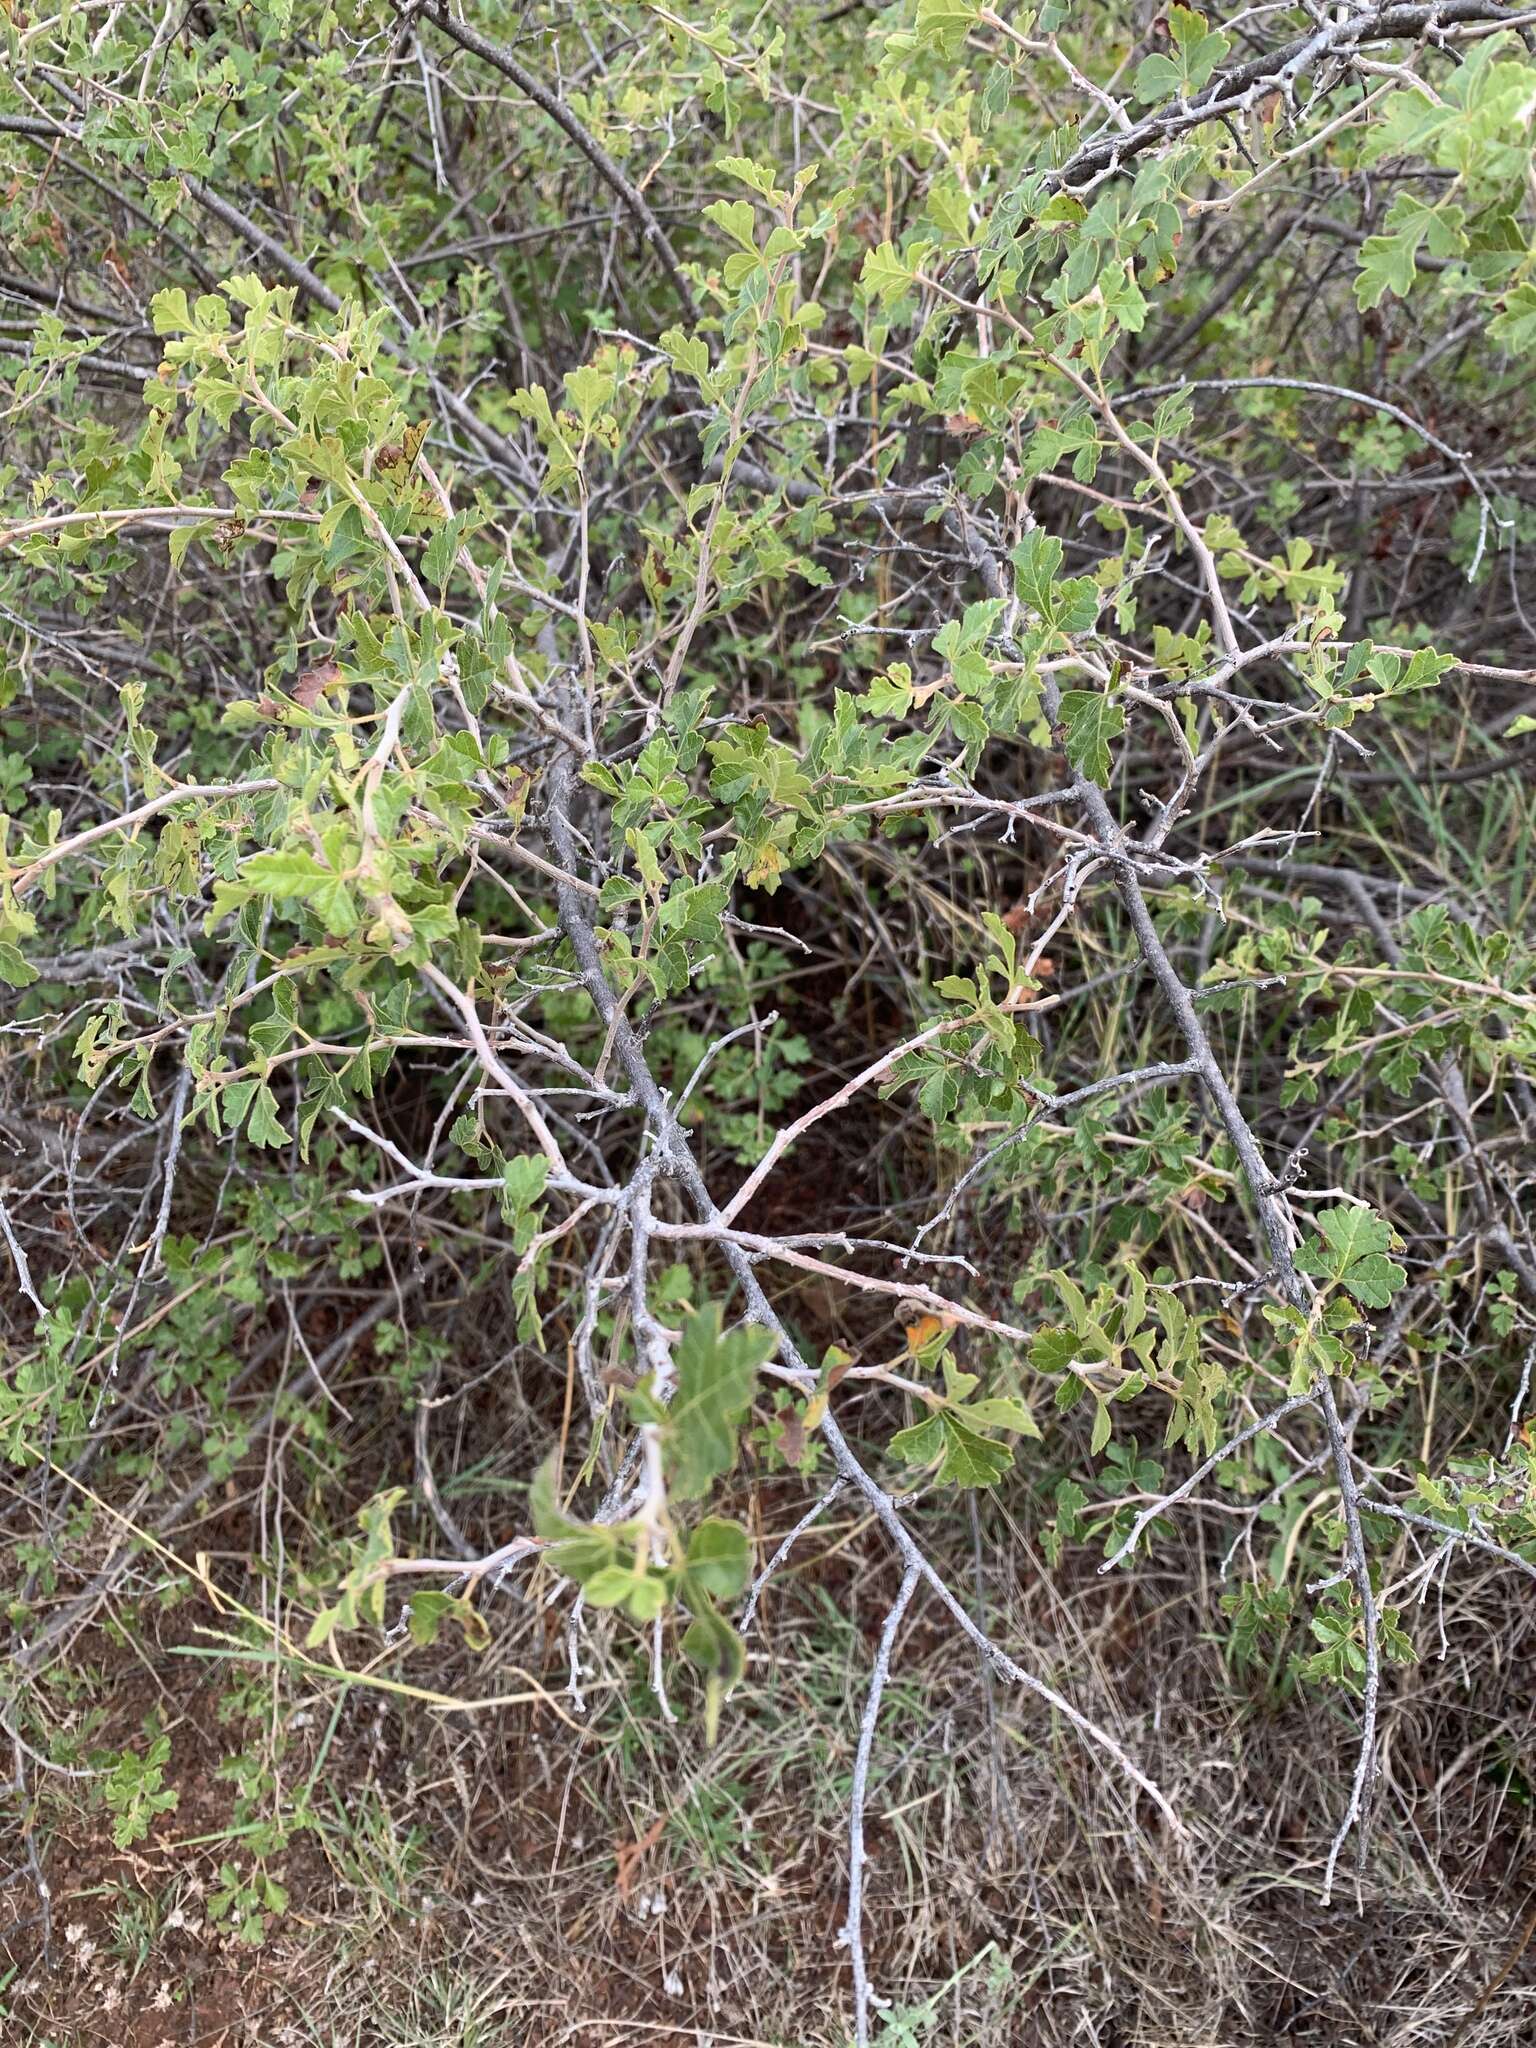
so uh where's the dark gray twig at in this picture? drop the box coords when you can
[414,2,700,323]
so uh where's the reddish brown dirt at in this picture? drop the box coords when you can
[2,1646,303,2045]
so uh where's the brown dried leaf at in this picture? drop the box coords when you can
[292,659,342,711]
[775,1405,807,1467]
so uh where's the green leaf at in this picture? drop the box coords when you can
[407,1589,490,1649]
[684,1517,751,1600]
[582,1566,650,1610]
[1090,1399,1112,1456]
[913,0,981,57]
[244,1083,287,1149]
[702,199,758,250]
[890,1409,1014,1488]
[564,364,617,425]
[529,1457,624,1582]
[936,1412,1014,1487]
[888,1410,944,1469]
[421,512,467,589]
[1296,1204,1407,1310]
[1355,194,1467,309]
[962,1395,1040,1438]
[1057,689,1125,784]
[714,154,784,200]
[0,940,38,988]
[1030,1326,1080,1375]
[1012,530,1100,634]
[660,879,728,944]
[1490,283,1536,354]
[665,1304,776,1501]
[1355,231,1421,311]
[860,240,917,308]
[680,1603,746,1686]
[233,847,359,937]
[662,328,711,382]
[150,286,193,335]
[502,1154,551,1209]
[866,664,915,718]
[1133,7,1230,104]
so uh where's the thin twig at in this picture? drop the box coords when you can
[841,1560,920,2048]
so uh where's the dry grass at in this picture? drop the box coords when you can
[7,1458,1536,2048]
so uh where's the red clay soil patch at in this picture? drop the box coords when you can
[2,1643,309,2045]
[2,1819,300,2047]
